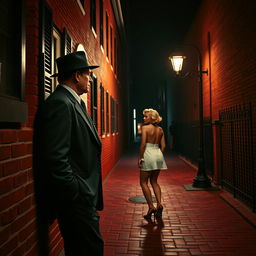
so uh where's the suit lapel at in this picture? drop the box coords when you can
[82,106,101,143]
[58,86,102,147]
[75,102,102,146]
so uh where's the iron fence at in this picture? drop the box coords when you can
[219,103,255,212]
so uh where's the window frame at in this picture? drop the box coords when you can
[100,84,105,136]
[0,0,27,123]
[52,27,61,90]
[106,11,109,59]
[115,100,118,133]
[61,28,72,56]
[110,26,113,67]
[99,0,104,48]
[90,73,98,129]
[110,96,115,133]
[90,0,97,35]
[106,91,109,134]
[114,36,117,73]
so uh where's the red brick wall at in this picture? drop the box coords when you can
[181,0,256,120]
[173,0,256,177]
[0,0,38,255]
[0,0,128,255]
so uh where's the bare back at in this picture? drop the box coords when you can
[139,117,166,158]
[145,124,163,144]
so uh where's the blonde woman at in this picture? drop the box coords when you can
[138,108,167,220]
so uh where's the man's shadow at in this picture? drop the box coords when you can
[140,218,165,256]
[33,104,56,255]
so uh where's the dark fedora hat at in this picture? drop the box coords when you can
[51,51,99,77]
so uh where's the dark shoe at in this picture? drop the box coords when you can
[143,208,156,220]
[155,205,163,219]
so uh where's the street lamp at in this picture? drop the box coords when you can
[169,45,212,188]
[170,54,186,75]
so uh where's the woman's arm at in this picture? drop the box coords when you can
[160,131,166,152]
[138,126,147,167]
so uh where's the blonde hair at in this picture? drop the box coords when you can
[143,108,162,124]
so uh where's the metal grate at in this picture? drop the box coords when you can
[219,103,255,211]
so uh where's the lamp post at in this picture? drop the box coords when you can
[169,45,212,188]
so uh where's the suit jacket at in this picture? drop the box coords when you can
[35,85,103,218]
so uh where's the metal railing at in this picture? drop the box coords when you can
[219,103,255,212]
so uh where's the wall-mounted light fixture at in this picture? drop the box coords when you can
[169,45,213,189]
[169,53,186,75]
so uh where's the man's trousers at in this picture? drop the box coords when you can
[56,196,104,256]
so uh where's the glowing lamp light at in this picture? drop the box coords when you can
[169,55,186,74]
[137,122,142,134]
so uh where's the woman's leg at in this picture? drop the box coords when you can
[140,171,154,209]
[150,170,162,207]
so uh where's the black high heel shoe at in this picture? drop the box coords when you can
[155,205,163,219]
[143,208,157,220]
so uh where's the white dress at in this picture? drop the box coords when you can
[140,143,167,171]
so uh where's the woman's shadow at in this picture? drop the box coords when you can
[140,218,165,256]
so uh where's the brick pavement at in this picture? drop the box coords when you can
[100,151,256,256]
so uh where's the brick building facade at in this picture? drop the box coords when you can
[170,0,256,210]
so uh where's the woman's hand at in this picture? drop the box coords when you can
[138,158,144,168]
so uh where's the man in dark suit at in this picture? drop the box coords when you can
[35,51,104,255]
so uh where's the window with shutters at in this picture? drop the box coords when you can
[99,0,104,48]
[111,96,115,133]
[115,101,118,132]
[110,26,113,67]
[90,74,98,129]
[114,37,117,73]
[39,1,53,101]
[110,98,118,133]
[117,43,120,80]
[52,27,61,90]
[0,0,27,123]
[114,37,119,75]
[90,0,96,34]
[106,91,109,134]
[106,12,109,59]
[40,1,73,100]
[62,28,72,56]
[100,84,105,136]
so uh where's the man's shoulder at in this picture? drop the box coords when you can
[45,86,71,103]
[42,88,75,115]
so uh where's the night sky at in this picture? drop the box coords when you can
[121,0,202,118]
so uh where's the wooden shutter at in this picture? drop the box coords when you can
[62,28,72,55]
[39,1,53,101]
